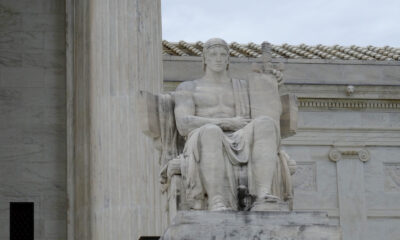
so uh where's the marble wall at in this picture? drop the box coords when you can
[164,56,400,240]
[0,0,66,239]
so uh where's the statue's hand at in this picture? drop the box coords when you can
[218,117,250,131]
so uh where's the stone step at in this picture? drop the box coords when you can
[162,211,341,240]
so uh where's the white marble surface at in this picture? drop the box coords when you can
[0,0,66,239]
[69,0,167,239]
[162,211,341,240]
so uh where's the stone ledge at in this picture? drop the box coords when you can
[161,211,341,240]
[162,55,400,66]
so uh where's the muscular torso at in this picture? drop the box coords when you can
[192,79,235,118]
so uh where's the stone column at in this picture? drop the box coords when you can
[67,0,166,239]
[329,146,370,240]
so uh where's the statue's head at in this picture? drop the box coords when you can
[202,38,230,72]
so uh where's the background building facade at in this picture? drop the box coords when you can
[0,0,399,239]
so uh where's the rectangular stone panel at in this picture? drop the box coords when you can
[366,218,400,240]
[384,163,400,192]
[293,162,317,192]
[364,148,400,211]
[284,146,338,212]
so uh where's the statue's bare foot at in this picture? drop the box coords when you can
[251,193,289,211]
[211,203,231,211]
[259,193,280,202]
[210,195,231,211]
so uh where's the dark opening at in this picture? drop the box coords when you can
[10,202,34,240]
[138,237,160,240]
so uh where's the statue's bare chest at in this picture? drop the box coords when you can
[193,82,235,117]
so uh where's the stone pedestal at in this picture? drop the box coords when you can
[161,211,341,240]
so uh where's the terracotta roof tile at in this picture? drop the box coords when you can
[162,40,400,61]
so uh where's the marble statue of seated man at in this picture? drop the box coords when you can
[173,38,295,211]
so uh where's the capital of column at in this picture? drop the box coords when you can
[329,147,370,162]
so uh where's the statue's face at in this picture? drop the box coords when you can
[204,46,229,73]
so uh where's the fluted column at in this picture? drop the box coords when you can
[67,0,166,239]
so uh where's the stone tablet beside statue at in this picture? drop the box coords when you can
[139,38,298,213]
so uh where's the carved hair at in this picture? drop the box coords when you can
[202,38,230,71]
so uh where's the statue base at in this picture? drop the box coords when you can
[161,211,341,240]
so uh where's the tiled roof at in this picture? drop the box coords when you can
[162,40,400,61]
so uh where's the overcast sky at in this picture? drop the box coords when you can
[161,0,400,47]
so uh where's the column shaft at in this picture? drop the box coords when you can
[69,0,166,239]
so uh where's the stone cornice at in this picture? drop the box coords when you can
[163,55,400,66]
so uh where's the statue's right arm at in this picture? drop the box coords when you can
[174,81,219,137]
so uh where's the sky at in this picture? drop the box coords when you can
[161,0,400,47]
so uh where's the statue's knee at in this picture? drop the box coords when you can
[200,124,223,140]
[199,124,224,164]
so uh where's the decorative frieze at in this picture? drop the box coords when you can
[298,98,400,111]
